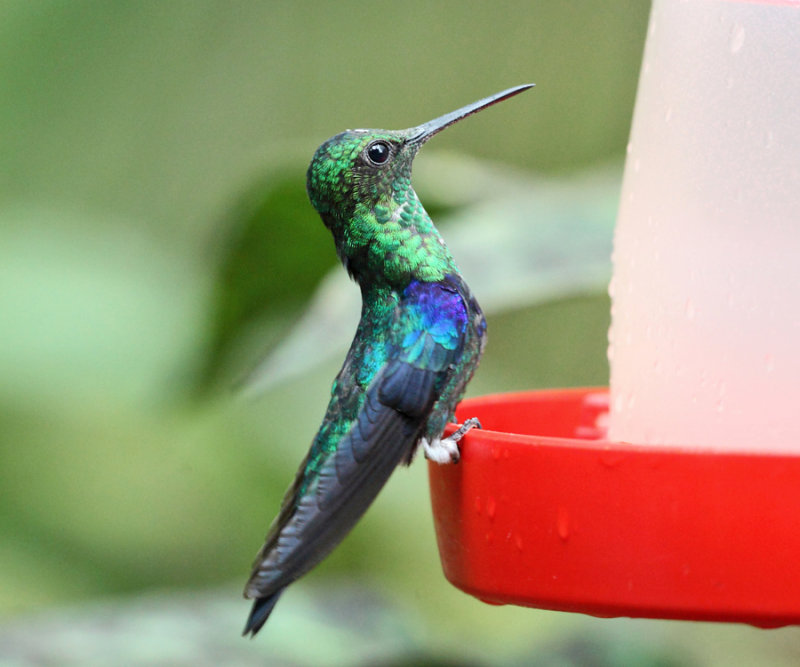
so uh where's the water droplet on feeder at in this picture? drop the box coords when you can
[600,450,626,468]
[557,508,570,541]
[486,496,497,520]
[730,23,745,53]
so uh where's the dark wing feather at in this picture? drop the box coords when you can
[243,281,469,636]
[377,361,437,418]
[242,592,281,637]
[243,377,420,636]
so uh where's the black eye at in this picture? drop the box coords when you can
[366,141,391,165]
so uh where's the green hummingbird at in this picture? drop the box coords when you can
[243,84,533,636]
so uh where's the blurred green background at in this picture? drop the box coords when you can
[2,1,799,665]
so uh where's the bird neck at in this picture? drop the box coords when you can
[330,188,459,290]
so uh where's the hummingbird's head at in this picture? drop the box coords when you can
[306,128,416,224]
[305,84,534,282]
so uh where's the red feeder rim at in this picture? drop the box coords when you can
[428,387,800,627]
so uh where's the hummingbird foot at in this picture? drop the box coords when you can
[422,418,482,464]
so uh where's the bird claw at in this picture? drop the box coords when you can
[422,417,482,464]
[451,417,482,441]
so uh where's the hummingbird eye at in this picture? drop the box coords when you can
[365,141,391,166]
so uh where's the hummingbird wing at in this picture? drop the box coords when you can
[243,278,469,635]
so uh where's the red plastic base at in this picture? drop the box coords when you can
[428,387,800,627]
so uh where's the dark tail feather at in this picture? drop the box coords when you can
[242,592,282,638]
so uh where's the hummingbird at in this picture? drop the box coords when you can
[243,84,533,637]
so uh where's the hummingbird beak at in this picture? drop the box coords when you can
[407,83,534,147]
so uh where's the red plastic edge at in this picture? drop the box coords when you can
[428,387,800,627]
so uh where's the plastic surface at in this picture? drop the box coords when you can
[428,388,800,627]
[608,0,800,451]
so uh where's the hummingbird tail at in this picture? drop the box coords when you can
[242,592,282,638]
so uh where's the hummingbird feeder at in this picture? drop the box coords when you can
[428,0,800,627]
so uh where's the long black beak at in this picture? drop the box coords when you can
[407,83,534,146]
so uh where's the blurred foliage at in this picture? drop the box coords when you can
[197,168,336,388]
[2,1,800,665]
[0,0,647,238]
